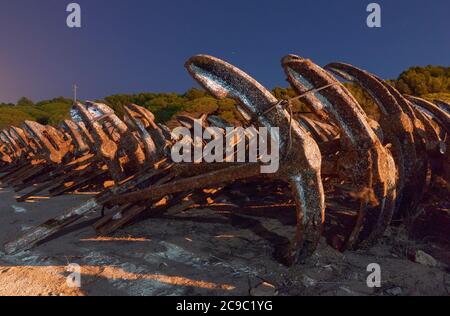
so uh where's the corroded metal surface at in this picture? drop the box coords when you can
[282,55,397,249]
[1,54,448,267]
[325,63,418,222]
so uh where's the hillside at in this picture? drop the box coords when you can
[0,65,448,129]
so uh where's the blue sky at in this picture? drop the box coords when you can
[0,0,449,103]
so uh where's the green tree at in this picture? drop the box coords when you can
[395,66,449,96]
[184,88,207,100]
[17,97,34,107]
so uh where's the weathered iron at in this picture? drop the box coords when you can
[0,54,448,268]
[325,63,419,223]
[105,54,326,265]
[282,55,397,249]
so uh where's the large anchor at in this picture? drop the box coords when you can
[282,55,397,249]
[105,55,326,265]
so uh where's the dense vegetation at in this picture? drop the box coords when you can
[0,97,73,128]
[0,65,448,129]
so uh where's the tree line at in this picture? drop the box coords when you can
[1,65,448,129]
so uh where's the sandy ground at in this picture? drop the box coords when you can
[0,185,448,296]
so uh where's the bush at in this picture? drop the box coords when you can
[395,66,449,96]
[0,106,35,128]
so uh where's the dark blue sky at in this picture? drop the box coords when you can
[0,0,449,103]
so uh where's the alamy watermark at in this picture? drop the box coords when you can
[171,122,280,174]
[366,3,382,28]
[66,3,381,29]
[366,263,382,288]
[66,3,81,28]
[66,263,81,288]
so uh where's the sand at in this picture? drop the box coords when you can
[0,186,448,296]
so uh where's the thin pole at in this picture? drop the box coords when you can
[73,84,78,103]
